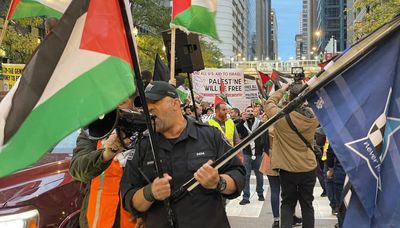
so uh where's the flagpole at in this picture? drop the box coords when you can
[118,1,176,227]
[170,15,400,202]
[0,0,13,47]
[169,27,176,84]
[186,72,199,121]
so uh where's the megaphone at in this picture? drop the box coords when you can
[82,109,148,141]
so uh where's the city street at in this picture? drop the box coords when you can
[228,176,337,228]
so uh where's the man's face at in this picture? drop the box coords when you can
[246,107,254,119]
[147,97,179,133]
[253,107,260,117]
[184,108,191,115]
[230,110,238,118]
[216,104,228,120]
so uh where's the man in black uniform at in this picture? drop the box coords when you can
[120,81,245,228]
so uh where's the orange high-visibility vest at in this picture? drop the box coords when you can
[87,141,136,228]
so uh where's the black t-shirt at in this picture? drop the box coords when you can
[120,118,245,228]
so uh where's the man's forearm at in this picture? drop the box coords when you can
[132,187,153,212]
[267,88,285,105]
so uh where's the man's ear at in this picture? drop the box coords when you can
[173,99,181,110]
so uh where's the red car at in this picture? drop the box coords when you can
[0,131,84,227]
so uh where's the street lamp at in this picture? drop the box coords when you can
[237,53,242,61]
[254,57,258,61]
[265,57,270,61]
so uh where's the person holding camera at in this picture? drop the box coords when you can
[264,83,319,228]
[120,81,245,228]
[69,98,141,228]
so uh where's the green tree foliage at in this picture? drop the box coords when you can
[352,0,400,40]
[0,1,44,63]
[136,34,224,73]
[136,34,167,72]
[131,0,171,32]
[200,40,224,68]
[131,0,224,72]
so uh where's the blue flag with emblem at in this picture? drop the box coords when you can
[307,26,400,227]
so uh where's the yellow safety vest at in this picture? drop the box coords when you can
[208,118,235,146]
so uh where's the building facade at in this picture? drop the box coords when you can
[216,0,248,63]
[295,34,303,60]
[270,9,278,60]
[246,0,274,61]
[246,0,257,61]
[316,0,347,56]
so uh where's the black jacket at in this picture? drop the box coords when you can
[120,118,245,228]
[236,118,269,156]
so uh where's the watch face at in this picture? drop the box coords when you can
[219,176,227,191]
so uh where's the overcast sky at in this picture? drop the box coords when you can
[272,0,302,60]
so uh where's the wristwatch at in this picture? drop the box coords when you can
[216,175,227,192]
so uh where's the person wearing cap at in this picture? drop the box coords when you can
[207,102,241,147]
[264,83,319,228]
[120,81,245,228]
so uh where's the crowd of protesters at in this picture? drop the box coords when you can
[70,74,346,228]
[177,82,346,228]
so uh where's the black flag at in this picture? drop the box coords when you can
[153,53,185,87]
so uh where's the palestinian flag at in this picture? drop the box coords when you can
[176,85,189,104]
[271,69,292,90]
[258,71,273,93]
[0,0,136,177]
[214,94,225,107]
[171,0,219,39]
[7,0,72,20]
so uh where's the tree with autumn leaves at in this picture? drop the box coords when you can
[351,0,400,41]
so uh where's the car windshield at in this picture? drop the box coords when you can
[50,130,80,154]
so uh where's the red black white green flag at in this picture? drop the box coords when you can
[0,0,136,177]
[171,0,219,39]
[7,0,72,20]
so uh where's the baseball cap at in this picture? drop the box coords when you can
[144,81,178,101]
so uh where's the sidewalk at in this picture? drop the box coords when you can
[227,176,337,228]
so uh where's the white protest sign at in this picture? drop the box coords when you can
[244,79,259,100]
[192,69,249,111]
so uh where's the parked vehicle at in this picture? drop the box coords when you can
[0,131,84,227]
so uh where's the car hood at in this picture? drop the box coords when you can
[0,154,72,208]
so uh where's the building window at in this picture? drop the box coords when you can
[326,8,339,17]
[327,0,339,6]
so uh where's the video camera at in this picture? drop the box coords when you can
[82,109,149,149]
[288,67,305,98]
[291,67,305,83]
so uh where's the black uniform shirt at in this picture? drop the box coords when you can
[120,117,245,228]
